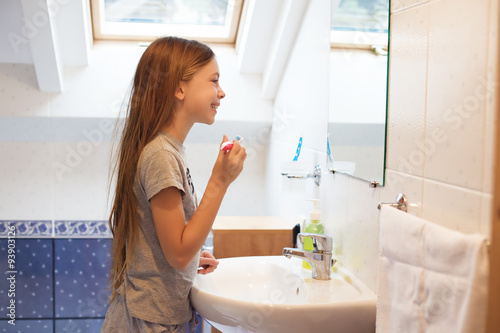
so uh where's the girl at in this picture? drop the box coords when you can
[102,36,246,332]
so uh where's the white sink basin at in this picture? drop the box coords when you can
[190,256,376,333]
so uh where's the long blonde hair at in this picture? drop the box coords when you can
[108,36,214,301]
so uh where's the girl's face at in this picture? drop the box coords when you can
[179,58,225,125]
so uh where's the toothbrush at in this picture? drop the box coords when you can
[220,136,243,152]
[293,137,302,161]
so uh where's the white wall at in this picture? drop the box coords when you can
[263,0,330,219]
[320,0,499,291]
[328,48,388,182]
[0,41,273,220]
[329,49,388,124]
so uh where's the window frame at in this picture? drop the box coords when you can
[90,0,244,43]
[330,29,388,51]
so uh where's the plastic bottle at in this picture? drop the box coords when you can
[302,199,325,269]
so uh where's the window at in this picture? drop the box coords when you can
[91,0,244,43]
[330,0,389,49]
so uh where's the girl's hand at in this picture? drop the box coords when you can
[198,250,219,275]
[211,135,246,188]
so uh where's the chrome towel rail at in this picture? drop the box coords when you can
[377,193,408,213]
[377,193,491,250]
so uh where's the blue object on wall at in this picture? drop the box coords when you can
[293,137,303,161]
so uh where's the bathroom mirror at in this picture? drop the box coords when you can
[327,0,389,185]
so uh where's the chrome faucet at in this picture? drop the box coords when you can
[282,233,336,280]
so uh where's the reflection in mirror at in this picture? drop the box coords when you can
[327,0,389,185]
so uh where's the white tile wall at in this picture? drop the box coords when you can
[0,142,53,219]
[321,172,350,264]
[391,0,431,13]
[52,141,113,220]
[480,194,493,239]
[424,0,490,191]
[382,169,424,216]
[422,179,482,233]
[320,0,498,291]
[386,4,429,177]
[344,177,381,292]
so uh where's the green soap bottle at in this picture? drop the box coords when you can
[302,199,324,270]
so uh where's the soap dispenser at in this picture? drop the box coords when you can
[302,199,325,269]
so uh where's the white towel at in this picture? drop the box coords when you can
[376,206,489,333]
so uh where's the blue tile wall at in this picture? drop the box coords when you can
[0,221,112,332]
[0,221,52,238]
[0,319,53,332]
[55,239,111,318]
[0,239,53,319]
[55,319,105,333]
[0,221,206,332]
[54,221,112,238]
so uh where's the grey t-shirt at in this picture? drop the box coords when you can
[118,131,200,326]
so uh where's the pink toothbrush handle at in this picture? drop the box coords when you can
[220,142,234,151]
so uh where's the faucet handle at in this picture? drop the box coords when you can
[298,233,332,252]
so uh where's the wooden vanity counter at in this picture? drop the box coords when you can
[212,216,298,259]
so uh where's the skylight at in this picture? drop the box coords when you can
[91,0,244,43]
[330,0,389,48]
[332,0,389,33]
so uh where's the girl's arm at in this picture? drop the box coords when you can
[150,135,246,271]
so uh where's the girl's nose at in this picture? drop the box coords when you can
[218,88,226,99]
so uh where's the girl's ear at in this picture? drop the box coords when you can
[174,82,186,101]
